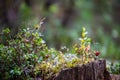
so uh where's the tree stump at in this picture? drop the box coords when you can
[48,59,111,80]
[34,59,112,80]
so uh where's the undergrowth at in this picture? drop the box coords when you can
[0,21,101,79]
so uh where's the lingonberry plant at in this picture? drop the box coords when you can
[73,27,101,63]
[0,23,49,79]
[107,62,120,74]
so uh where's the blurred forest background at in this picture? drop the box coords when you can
[0,0,120,60]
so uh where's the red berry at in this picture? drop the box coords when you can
[95,51,100,56]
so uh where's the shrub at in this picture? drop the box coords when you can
[0,25,49,79]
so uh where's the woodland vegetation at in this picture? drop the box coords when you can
[0,0,120,79]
